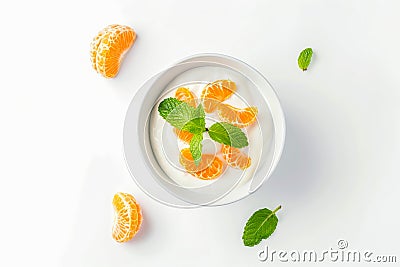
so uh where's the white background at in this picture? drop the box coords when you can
[1,0,399,266]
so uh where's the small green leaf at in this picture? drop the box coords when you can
[182,104,206,134]
[242,206,281,247]
[182,118,204,134]
[193,103,205,120]
[159,99,207,164]
[158,97,182,120]
[158,97,195,129]
[298,48,313,71]
[190,134,203,166]
[208,122,248,148]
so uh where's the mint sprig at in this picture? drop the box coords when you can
[182,104,206,134]
[298,47,313,71]
[158,97,182,120]
[158,98,203,130]
[242,206,281,247]
[158,97,249,165]
[189,134,203,165]
[208,122,248,148]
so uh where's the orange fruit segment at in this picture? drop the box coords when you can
[221,145,251,170]
[173,87,197,142]
[175,87,197,107]
[217,103,258,128]
[112,192,142,243]
[180,148,224,180]
[90,24,136,78]
[90,25,112,72]
[173,128,194,143]
[173,87,196,142]
[200,80,237,113]
[180,148,215,172]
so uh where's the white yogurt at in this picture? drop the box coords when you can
[149,81,264,191]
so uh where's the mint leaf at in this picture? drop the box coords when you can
[182,118,205,134]
[158,97,203,132]
[189,134,203,166]
[159,98,207,164]
[193,103,205,119]
[182,104,206,134]
[298,48,313,71]
[208,122,248,148]
[158,97,182,120]
[242,206,281,247]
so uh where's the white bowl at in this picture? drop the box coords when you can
[123,54,285,208]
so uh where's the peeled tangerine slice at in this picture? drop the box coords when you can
[221,145,251,170]
[173,128,194,143]
[180,148,224,180]
[90,24,136,78]
[217,103,258,128]
[200,80,237,113]
[175,87,197,107]
[112,192,142,243]
[173,87,196,143]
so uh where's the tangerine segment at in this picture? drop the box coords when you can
[217,103,258,128]
[200,80,237,113]
[91,24,136,78]
[180,148,214,172]
[112,192,142,243]
[175,87,197,107]
[90,25,113,71]
[221,145,251,170]
[180,148,224,180]
[173,128,194,143]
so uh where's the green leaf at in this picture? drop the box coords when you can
[182,104,206,134]
[208,122,248,148]
[298,47,313,71]
[182,118,204,134]
[158,97,182,120]
[189,134,203,166]
[193,103,205,120]
[158,98,205,132]
[242,206,281,247]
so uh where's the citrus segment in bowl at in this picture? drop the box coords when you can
[90,24,136,78]
[173,128,194,143]
[175,87,197,107]
[180,148,224,180]
[221,145,251,170]
[179,148,215,172]
[173,87,197,142]
[200,80,237,113]
[112,192,142,243]
[217,103,258,128]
